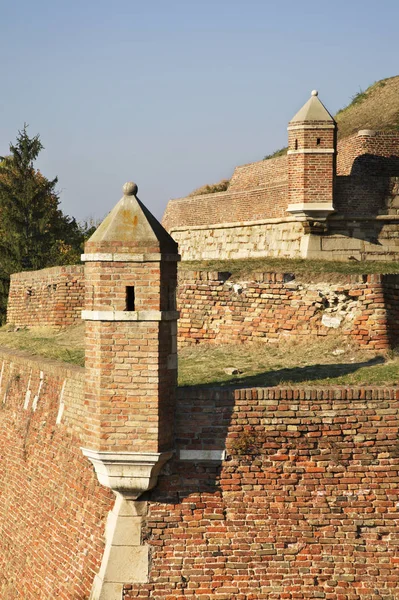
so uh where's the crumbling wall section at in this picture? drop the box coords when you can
[178,271,399,349]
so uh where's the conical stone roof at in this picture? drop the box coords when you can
[86,181,178,254]
[290,90,335,123]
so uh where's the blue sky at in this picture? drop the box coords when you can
[0,0,398,222]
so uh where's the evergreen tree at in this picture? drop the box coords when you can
[0,125,93,322]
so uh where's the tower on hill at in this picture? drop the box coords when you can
[287,90,337,218]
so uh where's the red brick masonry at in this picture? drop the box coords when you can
[1,347,399,599]
[0,349,114,599]
[178,271,399,350]
[7,268,399,350]
[7,265,84,328]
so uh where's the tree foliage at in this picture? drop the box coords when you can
[0,126,94,322]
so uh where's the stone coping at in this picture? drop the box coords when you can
[81,253,180,262]
[82,310,179,322]
[169,213,399,233]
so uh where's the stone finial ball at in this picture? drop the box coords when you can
[123,181,138,196]
[311,90,318,97]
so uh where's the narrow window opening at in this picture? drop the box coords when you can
[168,284,177,310]
[126,286,135,311]
[316,137,321,145]
[295,139,298,150]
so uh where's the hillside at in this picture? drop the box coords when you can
[187,76,399,194]
[336,75,399,138]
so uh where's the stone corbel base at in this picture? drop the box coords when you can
[287,202,335,219]
[81,449,173,499]
[81,449,173,600]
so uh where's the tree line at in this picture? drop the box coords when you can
[0,126,96,322]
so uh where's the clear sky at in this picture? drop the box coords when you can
[0,0,398,222]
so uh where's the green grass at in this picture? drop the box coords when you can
[179,257,399,279]
[0,324,85,366]
[1,325,398,389]
[264,147,288,160]
[178,337,398,388]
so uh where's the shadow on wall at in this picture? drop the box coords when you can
[146,354,389,506]
[149,356,386,503]
[351,153,399,177]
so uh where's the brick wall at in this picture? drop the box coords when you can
[1,346,399,599]
[124,385,399,599]
[6,267,399,350]
[7,265,85,328]
[228,155,287,191]
[178,271,399,350]
[334,175,391,216]
[0,349,114,599]
[162,184,288,231]
[337,131,399,176]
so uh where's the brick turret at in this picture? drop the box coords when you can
[81,181,180,497]
[287,90,337,218]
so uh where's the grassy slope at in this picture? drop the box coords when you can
[264,76,399,159]
[1,325,398,388]
[336,76,399,138]
[0,325,85,366]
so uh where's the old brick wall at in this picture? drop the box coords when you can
[228,155,287,191]
[124,385,399,599]
[7,265,85,328]
[1,346,399,598]
[162,184,288,232]
[0,348,114,600]
[337,131,399,176]
[334,175,391,216]
[178,271,399,350]
[6,267,399,350]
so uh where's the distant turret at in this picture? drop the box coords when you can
[287,90,337,218]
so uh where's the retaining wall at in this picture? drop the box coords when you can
[0,349,114,599]
[125,384,399,599]
[7,268,399,350]
[1,347,399,599]
[178,271,399,349]
[7,265,85,328]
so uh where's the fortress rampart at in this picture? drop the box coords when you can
[1,346,399,599]
[8,266,399,350]
[162,91,399,262]
[6,264,84,329]
[2,181,399,599]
